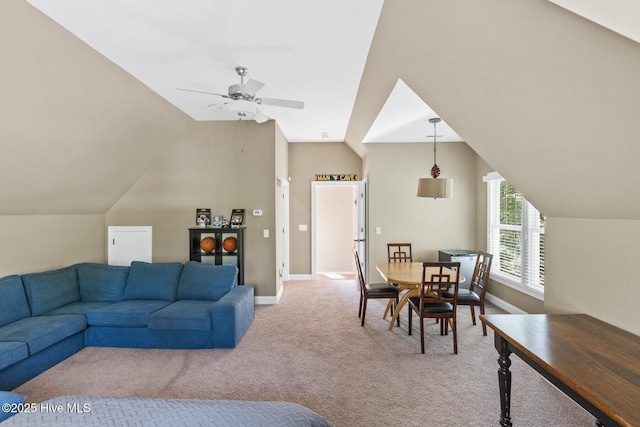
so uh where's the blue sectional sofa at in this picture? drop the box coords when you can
[0,261,254,391]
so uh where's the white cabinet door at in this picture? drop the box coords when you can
[108,226,152,266]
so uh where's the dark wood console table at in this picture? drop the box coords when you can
[481,314,640,427]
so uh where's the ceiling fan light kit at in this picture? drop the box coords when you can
[178,66,304,123]
[417,117,453,199]
[228,100,256,120]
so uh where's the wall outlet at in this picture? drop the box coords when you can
[253,209,263,216]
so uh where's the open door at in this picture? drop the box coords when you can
[312,180,365,279]
[355,179,367,280]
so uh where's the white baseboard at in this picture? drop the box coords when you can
[254,283,284,305]
[486,293,527,314]
[288,274,313,280]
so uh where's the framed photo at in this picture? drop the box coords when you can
[196,208,211,227]
[230,209,244,228]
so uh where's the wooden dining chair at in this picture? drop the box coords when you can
[387,243,412,263]
[383,243,413,317]
[407,261,460,354]
[353,248,400,327]
[455,251,493,335]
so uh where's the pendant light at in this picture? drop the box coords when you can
[416,117,453,198]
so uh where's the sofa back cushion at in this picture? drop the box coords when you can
[123,261,183,301]
[0,275,31,326]
[177,262,238,301]
[77,263,129,302]
[22,266,81,316]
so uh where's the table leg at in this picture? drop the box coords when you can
[383,299,394,319]
[497,336,513,427]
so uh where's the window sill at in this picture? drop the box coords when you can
[489,273,544,301]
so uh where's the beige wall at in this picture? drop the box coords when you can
[365,142,476,278]
[0,214,105,276]
[106,120,280,298]
[288,142,362,275]
[545,218,640,335]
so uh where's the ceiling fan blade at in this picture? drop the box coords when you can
[177,88,229,98]
[254,108,270,124]
[243,79,265,97]
[258,98,304,109]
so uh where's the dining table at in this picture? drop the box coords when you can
[376,262,464,331]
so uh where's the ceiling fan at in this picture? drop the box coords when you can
[178,66,304,123]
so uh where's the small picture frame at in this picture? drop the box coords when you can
[196,208,211,228]
[212,215,222,228]
[230,209,244,228]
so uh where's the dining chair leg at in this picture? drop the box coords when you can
[420,316,425,354]
[358,294,363,319]
[452,318,458,354]
[480,304,487,336]
[361,298,368,327]
[470,305,477,325]
[407,306,412,336]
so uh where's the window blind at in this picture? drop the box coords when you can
[484,172,544,292]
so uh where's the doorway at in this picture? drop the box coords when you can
[311,181,366,280]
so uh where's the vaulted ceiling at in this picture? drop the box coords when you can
[3,0,640,220]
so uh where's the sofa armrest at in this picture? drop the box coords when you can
[211,285,254,348]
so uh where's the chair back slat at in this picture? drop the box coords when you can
[469,251,493,298]
[387,243,412,262]
[420,261,460,309]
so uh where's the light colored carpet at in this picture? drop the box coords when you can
[15,279,597,426]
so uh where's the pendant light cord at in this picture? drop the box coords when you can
[430,117,441,178]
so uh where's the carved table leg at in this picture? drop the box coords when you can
[497,337,513,427]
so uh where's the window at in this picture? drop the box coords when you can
[484,172,545,296]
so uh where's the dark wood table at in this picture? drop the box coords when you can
[480,314,640,427]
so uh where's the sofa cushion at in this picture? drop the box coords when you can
[0,341,29,370]
[42,301,114,316]
[177,262,238,302]
[0,275,31,327]
[22,266,81,316]
[0,315,86,355]
[0,391,26,423]
[77,263,129,302]
[86,300,172,327]
[148,300,218,331]
[123,262,183,301]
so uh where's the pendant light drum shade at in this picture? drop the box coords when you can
[417,177,453,198]
[416,117,453,199]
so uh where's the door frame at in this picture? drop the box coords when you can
[311,180,366,279]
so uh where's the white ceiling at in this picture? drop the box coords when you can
[24,0,636,146]
[26,0,384,143]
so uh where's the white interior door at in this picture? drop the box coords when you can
[356,179,367,280]
[108,226,152,266]
[280,179,290,281]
